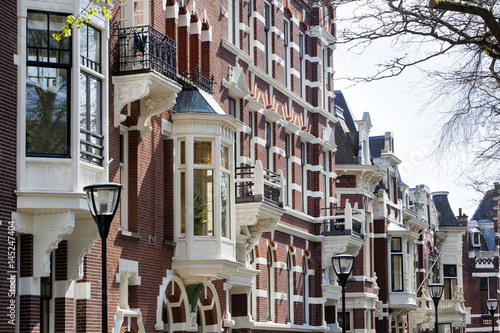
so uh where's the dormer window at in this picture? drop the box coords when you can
[470,228,481,247]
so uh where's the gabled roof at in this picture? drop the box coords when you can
[433,192,461,227]
[369,136,385,159]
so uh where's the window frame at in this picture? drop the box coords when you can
[264,2,271,75]
[391,237,404,292]
[26,11,72,158]
[301,142,307,213]
[267,246,275,321]
[283,19,290,88]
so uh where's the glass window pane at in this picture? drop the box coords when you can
[221,145,229,170]
[391,254,403,291]
[27,12,48,48]
[49,14,70,50]
[194,141,212,164]
[181,172,186,233]
[391,237,402,252]
[26,66,69,156]
[180,141,186,164]
[221,172,230,238]
[193,169,213,236]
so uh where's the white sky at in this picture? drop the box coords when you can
[334,37,483,217]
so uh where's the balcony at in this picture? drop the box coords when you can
[320,200,365,268]
[234,161,285,250]
[320,203,364,238]
[112,25,181,136]
[115,25,176,78]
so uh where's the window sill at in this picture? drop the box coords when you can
[118,228,142,242]
[162,239,177,249]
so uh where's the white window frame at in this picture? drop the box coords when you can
[283,18,290,88]
[264,2,271,75]
[229,0,240,47]
[119,129,129,230]
[299,32,305,98]
[301,142,307,214]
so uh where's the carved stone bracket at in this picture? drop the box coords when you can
[139,92,177,137]
[113,72,182,133]
[65,216,100,280]
[114,77,152,127]
[14,210,75,277]
[321,235,363,269]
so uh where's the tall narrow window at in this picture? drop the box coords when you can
[283,19,290,88]
[265,122,272,170]
[391,237,403,291]
[285,133,291,207]
[322,47,327,108]
[229,97,236,118]
[120,132,129,229]
[231,0,238,45]
[193,141,214,236]
[480,277,488,313]
[40,254,52,333]
[323,151,329,212]
[287,252,294,323]
[302,253,308,324]
[249,112,255,162]
[267,246,274,321]
[264,3,271,74]
[443,265,457,300]
[299,33,305,98]
[80,24,103,165]
[26,12,71,157]
[221,145,231,238]
[301,142,307,213]
[248,0,253,55]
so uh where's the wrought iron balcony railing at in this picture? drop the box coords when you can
[235,161,283,207]
[115,25,176,80]
[179,66,215,94]
[320,202,364,238]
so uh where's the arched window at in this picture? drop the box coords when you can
[267,246,274,321]
[287,251,294,323]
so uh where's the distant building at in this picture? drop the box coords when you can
[463,183,500,332]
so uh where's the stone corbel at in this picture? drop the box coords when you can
[139,92,177,137]
[15,210,75,277]
[113,77,153,127]
[65,216,100,280]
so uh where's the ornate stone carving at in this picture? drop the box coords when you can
[114,78,152,127]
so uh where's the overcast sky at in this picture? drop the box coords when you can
[334,36,483,218]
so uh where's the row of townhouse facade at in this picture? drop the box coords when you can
[0,0,495,332]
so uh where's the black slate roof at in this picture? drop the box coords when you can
[334,90,357,133]
[334,91,359,165]
[369,136,385,159]
[433,193,461,227]
[471,186,498,221]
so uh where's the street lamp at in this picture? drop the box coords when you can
[487,299,498,333]
[84,183,123,333]
[332,254,355,333]
[429,284,444,333]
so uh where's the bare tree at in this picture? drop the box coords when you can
[335,0,500,187]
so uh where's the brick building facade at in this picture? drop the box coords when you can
[0,0,490,332]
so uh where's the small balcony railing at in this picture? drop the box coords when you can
[179,66,215,94]
[235,161,283,207]
[320,203,364,238]
[115,25,176,80]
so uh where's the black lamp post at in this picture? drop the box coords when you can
[332,254,355,333]
[429,284,444,333]
[487,299,498,333]
[84,183,123,333]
